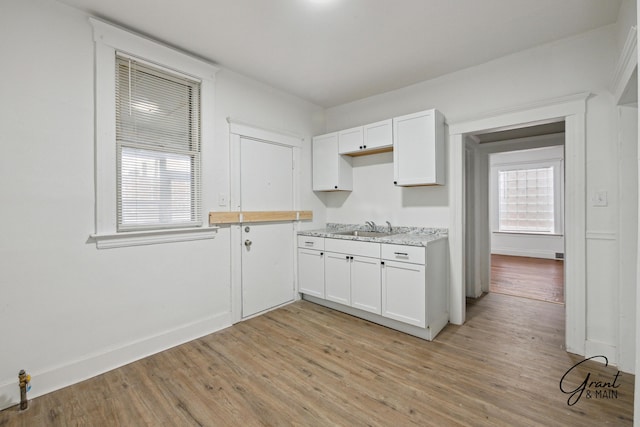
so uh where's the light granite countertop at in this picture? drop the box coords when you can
[298,223,448,247]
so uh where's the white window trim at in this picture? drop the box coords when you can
[90,18,219,248]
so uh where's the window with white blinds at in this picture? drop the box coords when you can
[115,55,202,231]
[498,166,554,233]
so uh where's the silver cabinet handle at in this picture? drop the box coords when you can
[394,252,408,256]
[245,239,252,247]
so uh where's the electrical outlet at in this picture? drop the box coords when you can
[591,191,608,207]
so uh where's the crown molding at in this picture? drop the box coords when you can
[611,26,637,105]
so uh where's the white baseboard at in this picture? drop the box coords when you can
[491,247,559,259]
[0,311,231,411]
[585,339,618,367]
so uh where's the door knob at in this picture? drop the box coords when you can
[244,239,252,247]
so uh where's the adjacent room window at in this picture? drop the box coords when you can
[497,166,554,233]
[115,56,201,231]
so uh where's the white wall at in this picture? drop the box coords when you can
[613,0,638,378]
[0,0,324,409]
[323,151,450,227]
[617,0,637,53]
[323,25,627,365]
[618,106,638,374]
[492,232,564,259]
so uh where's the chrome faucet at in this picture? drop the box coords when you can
[386,221,393,234]
[365,221,376,231]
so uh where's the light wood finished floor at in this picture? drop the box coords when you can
[491,254,565,303]
[0,295,633,426]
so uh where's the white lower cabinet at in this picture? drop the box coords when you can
[350,255,381,314]
[324,240,381,314]
[325,252,352,305]
[381,260,426,327]
[297,236,448,340]
[298,248,325,298]
[297,236,325,298]
[381,241,449,339]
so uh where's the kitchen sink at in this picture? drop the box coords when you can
[333,230,395,238]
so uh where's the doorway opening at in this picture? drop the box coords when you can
[449,93,587,355]
[482,129,566,305]
[464,121,566,304]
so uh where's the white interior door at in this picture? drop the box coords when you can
[240,137,295,318]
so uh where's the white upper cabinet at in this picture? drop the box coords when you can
[363,119,393,152]
[312,132,353,191]
[393,109,445,186]
[312,109,444,191]
[338,119,393,155]
[338,126,364,154]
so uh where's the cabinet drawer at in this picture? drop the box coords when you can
[381,244,425,265]
[297,236,325,250]
[325,238,380,258]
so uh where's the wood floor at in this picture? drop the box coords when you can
[490,254,565,303]
[0,295,633,426]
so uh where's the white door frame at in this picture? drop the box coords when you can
[228,119,303,323]
[448,92,589,356]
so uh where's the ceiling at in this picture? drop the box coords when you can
[58,0,622,108]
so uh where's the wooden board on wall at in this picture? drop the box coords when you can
[209,210,312,225]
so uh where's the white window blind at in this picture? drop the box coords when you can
[115,55,202,231]
[498,166,554,233]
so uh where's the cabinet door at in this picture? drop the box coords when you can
[325,252,351,305]
[338,126,364,154]
[298,249,325,298]
[312,133,338,190]
[351,256,382,314]
[381,260,426,327]
[393,109,444,186]
[363,119,392,151]
[312,133,353,191]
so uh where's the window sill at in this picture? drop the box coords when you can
[492,231,563,237]
[90,226,219,249]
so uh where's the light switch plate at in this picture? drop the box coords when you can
[218,192,228,207]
